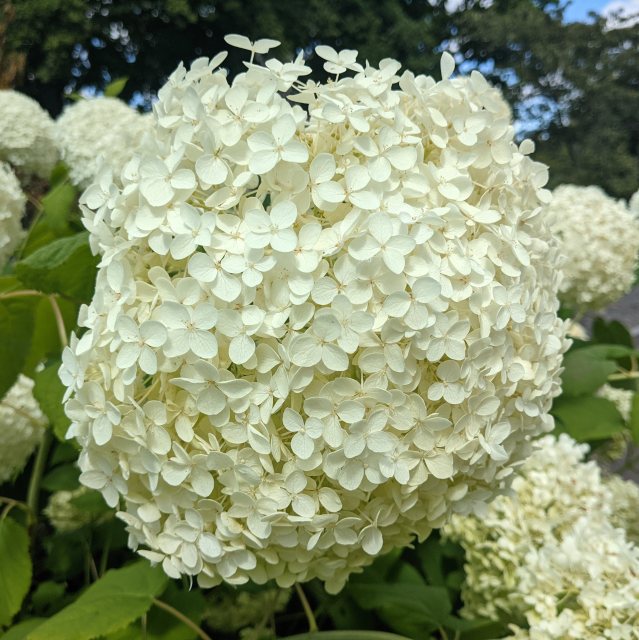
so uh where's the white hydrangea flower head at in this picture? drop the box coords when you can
[444,434,639,638]
[0,161,26,266]
[629,189,639,214]
[0,375,46,484]
[597,383,633,423]
[63,44,567,593]
[55,97,152,189]
[606,474,639,544]
[44,487,98,532]
[0,90,58,180]
[548,184,639,311]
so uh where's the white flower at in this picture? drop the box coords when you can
[55,97,151,188]
[0,375,46,484]
[0,162,26,266]
[598,383,633,423]
[65,42,567,594]
[444,434,639,639]
[0,90,57,179]
[548,184,639,311]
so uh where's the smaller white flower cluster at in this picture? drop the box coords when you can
[606,474,639,545]
[0,161,26,266]
[548,185,639,311]
[204,586,290,637]
[0,90,58,179]
[55,97,151,188]
[0,375,46,484]
[444,434,639,639]
[44,487,98,532]
[598,383,633,423]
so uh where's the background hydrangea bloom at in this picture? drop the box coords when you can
[0,375,46,484]
[444,434,639,638]
[63,42,567,592]
[0,90,58,180]
[55,97,151,188]
[548,184,639,311]
[0,161,26,267]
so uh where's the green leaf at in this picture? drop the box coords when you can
[591,317,634,349]
[0,296,38,399]
[33,361,70,442]
[41,181,77,236]
[0,518,33,628]
[553,396,625,441]
[106,584,206,640]
[27,561,168,640]
[348,582,451,638]
[1,619,45,639]
[41,464,80,492]
[30,582,67,616]
[560,347,618,397]
[15,232,98,303]
[629,393,639,444]
[104,77,128,97]
[282,634,415,640]
[23,297,77,377]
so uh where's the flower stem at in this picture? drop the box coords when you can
[295,582,318,633]
[152,598,213,640]
[48,295,68,347]
[0,289,42,300]
[26,428,52,518]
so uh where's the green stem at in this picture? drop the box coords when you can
[295,583,318,633]
[48,295,68,347]
[0,289,42,300]
[26,428,53,519]
[152,598,213,640]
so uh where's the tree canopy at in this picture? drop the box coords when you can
[2,0,638,197]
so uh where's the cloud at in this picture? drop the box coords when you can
[601,0,639,27]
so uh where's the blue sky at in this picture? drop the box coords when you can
[563,0,639,22]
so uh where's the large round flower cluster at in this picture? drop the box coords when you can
[0,90,58,179]
[0,162,26,266]
[55,97,151,188]
[548,184,639,311]
[444,434,639,639]
[0,375,46,484]
[63,41,567,592]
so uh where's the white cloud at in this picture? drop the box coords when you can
[601,0,639,27]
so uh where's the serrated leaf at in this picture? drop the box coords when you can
[23,297,77,377]
[629,393,639,444]
[348,582,451,637]
[104,77,128,97]
[27,561,169,640]
[41,181,77,235]
[560,347,618,397]
[0,296,38,398]
[1,619,45,639]
[552,396,625,442]
[33,361,70,442]
[0,518,33,628]
[41,464,80,492]
[283,633,414,640]
[15,232,98,303]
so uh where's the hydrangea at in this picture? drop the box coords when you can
[62,40,567,593]
[598,383,633,423]
[44,487,100,532]
[629,189,639,214]
[606,474,639,544]
[0,90,58,179]
[55,97,151,188]
[548,184,639,311]
[444,434,639,638]
[204,585,290,636]
[0,161,26,266]
[0,375,46,484]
